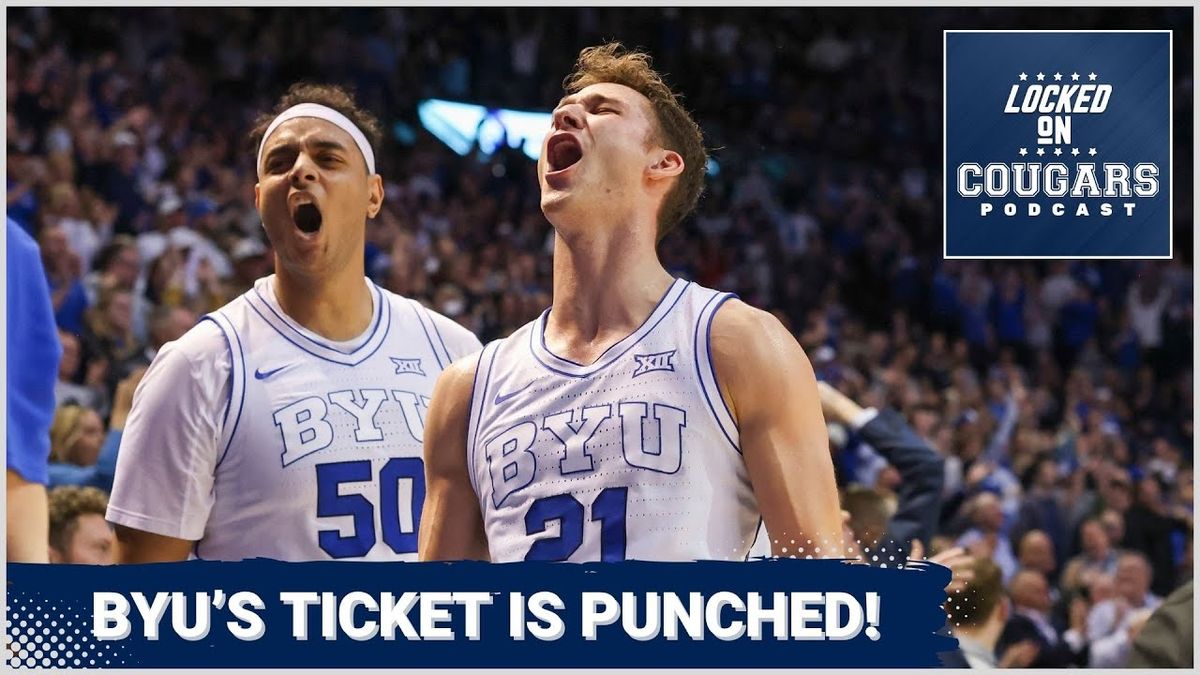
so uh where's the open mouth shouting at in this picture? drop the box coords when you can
[289,193,323,236]
[545,132,584,179]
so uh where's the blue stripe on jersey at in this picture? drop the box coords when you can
[463,346,490,496]
[469,341,502,496]
[410,301,446,371]
[252,282,384,355]
[744,515,764,560]
[693,292,739,454]
[204,317,235,431]
[244,292,393,367]
[528,280,693,378]
[422,303,455,367]
[202,314,247,470]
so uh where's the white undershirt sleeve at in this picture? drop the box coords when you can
[106,320,231,541]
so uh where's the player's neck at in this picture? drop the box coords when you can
[546,228,673,364]
[272,266,374,342]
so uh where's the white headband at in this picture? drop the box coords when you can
[256,103,376,177]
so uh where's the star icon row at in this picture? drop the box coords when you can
[1018,72,1098,82]
[1018,147,1098,157]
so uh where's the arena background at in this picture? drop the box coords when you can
[7,5,1193,668]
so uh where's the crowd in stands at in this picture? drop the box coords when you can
[8,7,1192,667]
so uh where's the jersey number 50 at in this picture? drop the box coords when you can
[314,458,424,558]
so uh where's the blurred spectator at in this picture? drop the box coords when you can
[1016,530,1058,587]
[1123,475,1189,597]
[1127,266,1171,358]
[113,305,196,381]
[48,404,106,469]
[942,558,1038,668]
[957,492,1018,583]
[48,368,144,493]
[47,486,116,564]
[86,236,149,341]
[54,329,103,410]
[819,381,943,559]
[81,286,143,396]
[1014,456,1069,568]
[1062,517,1120,593]
[228,237,272,297]
[40,223,90,334]
[997,569,1088,667]
[1086,552,1162,667]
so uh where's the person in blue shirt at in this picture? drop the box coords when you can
[38,224,90,334]
[7,217,62,562]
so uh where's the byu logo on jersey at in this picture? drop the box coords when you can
[485,400,687,508]
[390,357,426,376]
[273,389,430,466]
[632,349,676,378]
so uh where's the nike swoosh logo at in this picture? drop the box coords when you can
[254,364,289,380]
[494,381,535,406]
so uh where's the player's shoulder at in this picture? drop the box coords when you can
[135,317,232,410]
[160,315,231,366]
[709,298,806,373]
[437,351,484,398]
[710,298,791,347]
[376,284,483,359]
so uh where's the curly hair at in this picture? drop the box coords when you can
[48,486,109,554]
[563,43,707,241]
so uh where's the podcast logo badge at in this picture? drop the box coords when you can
[945,31,1171,258]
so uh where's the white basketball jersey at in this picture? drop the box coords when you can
[467,279,762,562]
[196,276,477,561]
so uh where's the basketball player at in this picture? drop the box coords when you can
[419,44,842,562]
[106,84,480,561]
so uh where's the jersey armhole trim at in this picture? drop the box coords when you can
[202,313,245,470]
[422,303,455,366]
[466,341,500,497]
[745,516,765,561]
[410,300,448,371]
[694,292,740,455]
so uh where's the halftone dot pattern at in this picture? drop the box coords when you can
[749,535,965,637]
[6,590,131,669]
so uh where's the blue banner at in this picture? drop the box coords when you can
[945,31,1172,258]
[6,559,956,668]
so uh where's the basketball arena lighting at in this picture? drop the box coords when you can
[417,99,550,160]
[416,98,720,176]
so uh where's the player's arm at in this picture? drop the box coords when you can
[7,471,49,563]
[711,301,844,557]
[419,356,489,561]
[6,220,59,563]
[114,527,194,563]
[106,324,228,563]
